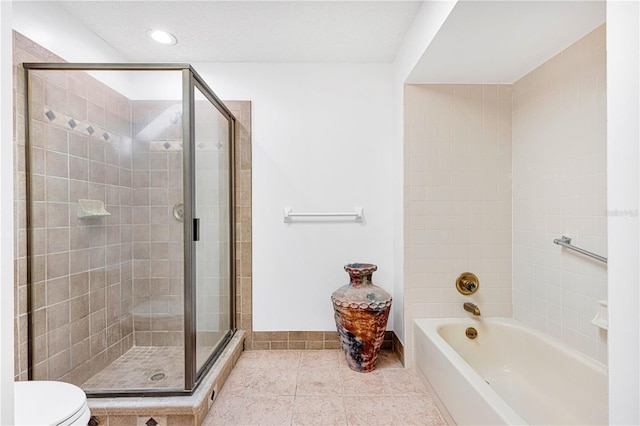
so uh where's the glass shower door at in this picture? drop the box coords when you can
[24,63,237,397]
[191,84,234,376]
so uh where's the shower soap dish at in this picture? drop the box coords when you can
[77,199,110,219]
[591,299,608,330]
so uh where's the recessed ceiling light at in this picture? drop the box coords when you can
[147,29,177,45]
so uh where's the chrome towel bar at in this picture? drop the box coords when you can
[283,206,363,222]
[553,236,607,264]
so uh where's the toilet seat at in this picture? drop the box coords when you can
[15,381,91,426]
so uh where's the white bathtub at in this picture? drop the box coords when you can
[413,318,607,425]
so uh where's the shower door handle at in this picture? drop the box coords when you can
[193,218,200,241]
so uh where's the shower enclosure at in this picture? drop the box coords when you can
[23,63,235,396]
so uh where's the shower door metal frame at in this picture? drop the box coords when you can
[22,63,237,398]
[183,67,238,390]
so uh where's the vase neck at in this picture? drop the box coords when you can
[349,273,373,287]
[344,263,377,287]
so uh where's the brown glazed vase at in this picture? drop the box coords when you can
[331,263,392,372]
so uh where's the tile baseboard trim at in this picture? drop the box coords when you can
[392,331,405,366]
[248,329,405,365]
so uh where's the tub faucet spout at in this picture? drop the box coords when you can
[464,302,481,316]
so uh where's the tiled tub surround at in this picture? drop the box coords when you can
[403,83,513,367]
[403,25,607,368]
[512,25,608,364]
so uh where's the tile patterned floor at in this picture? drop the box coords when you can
[82,344,219,391]
[82,346,185,390]
[202,349,446,426]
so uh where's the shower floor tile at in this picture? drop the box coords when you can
[202,349,446,426]
[82,345,221,391]
[82,346,185,390]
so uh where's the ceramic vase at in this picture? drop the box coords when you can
[331,263,392,372]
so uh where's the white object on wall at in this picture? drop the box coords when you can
[591,300,608,331]
[283,206,363,222]
[77,199,111,219]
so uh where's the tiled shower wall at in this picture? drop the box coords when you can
[130,100,184,347]
[14,32,255,383]
[13,31,134,384]
[227,101,254,349]
[193,99,231,352]
[403,84,513,367]
[512,25,608,364]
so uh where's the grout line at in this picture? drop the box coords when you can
[234,392,249,426]
[293,350,302,412]
[209,349,443,426]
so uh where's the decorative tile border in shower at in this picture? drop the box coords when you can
[149,140,182,151]
[148,140,225,152]
[41,105,120,144]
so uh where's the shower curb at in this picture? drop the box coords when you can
[87,330,246,425]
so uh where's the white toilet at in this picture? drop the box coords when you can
[14,381,91,426]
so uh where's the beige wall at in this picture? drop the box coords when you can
[512,25,607,364]
[403,84,513,367]
[13,31,134,384]
[404,25,607,367]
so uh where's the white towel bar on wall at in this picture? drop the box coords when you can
[283,206,363,222]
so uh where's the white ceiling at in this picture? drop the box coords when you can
[17,1,606,83]
[409,0,606,83]
[56,0,422,63]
